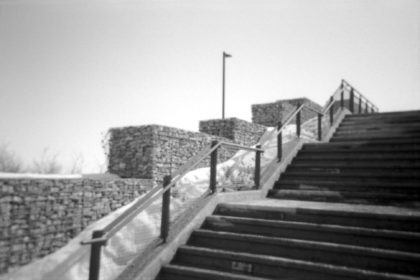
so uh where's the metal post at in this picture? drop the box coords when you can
[88,230,105,280]
[340,83,344,109]
[254,144,261,189]
[160,175,172,242]
[329,97,334,126]
[277,121,282,162]
[349,88,354,113]
[358,95,362,113]
[365,101,368,113]
[209,140,218,193]
[222,52,232,119]
[296,105,301,138]
[317,113,322,141]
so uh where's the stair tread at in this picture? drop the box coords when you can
[216,201,420,220]
[284,170,420,176]
[205,215,420,240]
[176,245,418,280]
[161,264,270,280]
[269,189,419,198]
[192,229,420,260]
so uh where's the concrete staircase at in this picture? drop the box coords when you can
[269,110,420,207]
[155,110,420,280]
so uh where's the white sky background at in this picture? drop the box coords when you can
[0,0,419,173]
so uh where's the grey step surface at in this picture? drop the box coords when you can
[158,264,271,280]
[187,230,420,275]
[268,189,420,207]
[343,110,420,119]
[295,152,420,160]
[171,246,417,280]
[290,161,420,169]
[273,182,420,195]
[214,202,420,231]
[282,168,420,178]
[330,134,420,143]
[336,122,420,130]
[302,143,420,152]
[202,216,420,252]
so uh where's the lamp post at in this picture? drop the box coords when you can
[222,51,232,119]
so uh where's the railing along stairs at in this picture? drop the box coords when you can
[80,79,378,280]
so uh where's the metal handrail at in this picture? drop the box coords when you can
[81,141,263,245]
[275,80,379,161]
[342,79,379,112]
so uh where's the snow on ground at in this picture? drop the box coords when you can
[1,119,318,280]
[0,173,83,179]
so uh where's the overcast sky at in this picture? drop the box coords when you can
[0,0,419,173]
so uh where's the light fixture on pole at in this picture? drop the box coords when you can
[222,51,232,119]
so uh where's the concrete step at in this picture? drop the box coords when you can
[284,168,420,178]
[290,160,420,169]
[341,115,420,123]
[275,179,419,191]
[344,110,420,120]
[158,264,270,280]
[172,246,417,280]
[202,216,420,253]
[296,152,420,160]
[307,138,420,147]
[334,128,420,137]
[187,230,420,275]
[280,171,420,181]
[302,142,420,152]
[274,182,420,196]
[331,134,420,143]
[337,122,420,131]
[267,189,420,207]
[214,203,420,231]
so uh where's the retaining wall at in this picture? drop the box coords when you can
[0,177,152,274]
[252,98,323,127]
[108,121,266,184]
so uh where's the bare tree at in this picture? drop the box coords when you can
[0,143,23,172]
[69,153,84,174]
[31,148,62,174]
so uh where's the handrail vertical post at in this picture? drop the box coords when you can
[209,140,218,193]
[317,113,322,141]
[349,88,354,113]
[329,97,334,126]
[340,83,344,109]
[277,121,282,162]
[160,175,172,242]
[296,105,301,138]
[365,101,368,113]
[88,230,105,280]
[254,144,261,189]
[358,95,362,113]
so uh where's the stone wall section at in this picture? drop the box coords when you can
[0,177,152,274]
[150,125,236,183]
[108,126,155,179]
[108,125,242,184]
[199,118,266,146]
[252,98,323,127]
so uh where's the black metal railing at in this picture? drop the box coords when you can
[276,79,378,161]
[81,141,263,280]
